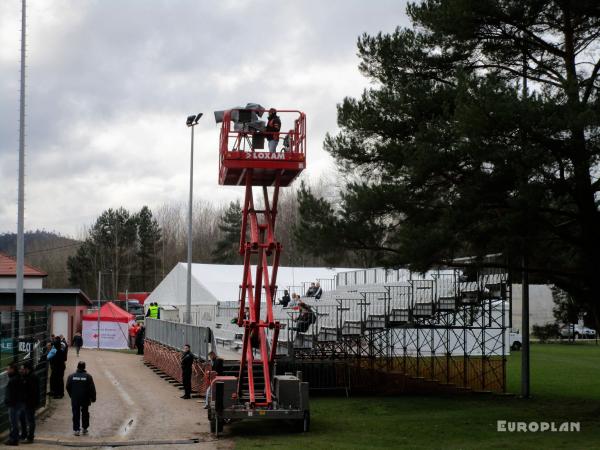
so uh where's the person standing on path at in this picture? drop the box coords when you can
[72,332,83,357]
[203,351,224,409]
[47,338,66,399]
[135,325,145,355]
[60,335,69,361]
[4,363,23,446]
[128,323,139,349]
[66,361,96,437]
[19,361,39,443]
[180,344,194,399]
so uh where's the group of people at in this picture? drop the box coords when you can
[179,345,224,411]
[279,291,300,308]
[278,281,323,307]
[4,361,39,445]
[128,323,145,354]
[5,333,96,445]
[45,335,69,399]
[305,282,323,300]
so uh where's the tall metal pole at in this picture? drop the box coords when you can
[97,271,101,350]
[521,254,530,397]
[186,125,194,324]
[520,40,530,398]
[16,0,27,318]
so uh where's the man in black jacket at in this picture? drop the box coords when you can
[305,282,317,297]
[313,282,323,300]
[60,335,69,361]
[280,290,291,307]
[66,361,96,436]
[204,351,224,409]
[180,345,194,399]
[293,302,316,333]
[19,361,39,443]
[266,108,281,153]
[4,364,23,446]
[48,337,66,398]
[135,326,145,355]
[72,332,83,357]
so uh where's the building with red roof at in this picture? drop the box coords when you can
[0,252,91,340]
[0,252,47,289]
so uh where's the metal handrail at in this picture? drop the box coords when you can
[219,109,306,156]
[145,318,212,360]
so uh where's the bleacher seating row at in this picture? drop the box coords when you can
[189,272,508,359]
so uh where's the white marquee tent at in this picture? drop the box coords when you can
[147,263,350,305]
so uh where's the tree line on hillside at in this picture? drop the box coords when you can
[0,231,80,288]
[62,179,360,299]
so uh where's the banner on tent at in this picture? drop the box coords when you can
[82,320,131,349]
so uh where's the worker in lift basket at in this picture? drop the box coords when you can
[265,108,281,153]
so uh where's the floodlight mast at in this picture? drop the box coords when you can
[185,113,202,324]
[16,0,27,320]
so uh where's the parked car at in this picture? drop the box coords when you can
[559,324,596,339]
[126,300,144,316]
[509,328,522,351]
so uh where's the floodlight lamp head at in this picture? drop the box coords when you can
[186,115,196,126]
[194,113,203,124]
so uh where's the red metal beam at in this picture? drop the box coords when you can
[225,109,306,409]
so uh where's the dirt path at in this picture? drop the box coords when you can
[31,348,233,449]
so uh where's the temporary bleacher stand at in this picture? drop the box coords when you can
[145,266,511,396]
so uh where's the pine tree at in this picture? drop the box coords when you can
[136,206,162,291]
[297,1,600,322]
[67,207,138,297]
[212,201,242,264]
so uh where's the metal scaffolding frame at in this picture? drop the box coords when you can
[288,268,510,393]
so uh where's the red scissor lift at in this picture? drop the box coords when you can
[208,108,310,435]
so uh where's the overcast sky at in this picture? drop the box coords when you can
[0,0,409,237]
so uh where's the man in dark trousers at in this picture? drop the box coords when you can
[66,361,96,436]
[180,344,194,399]
[135,325,145,355]
[203,351,224,409]
[47,338,66,398]
[72,332,83,357]
[60,335,69,361]
[4,364,23,446]
[266,108,281,153]
[19,361,39,443]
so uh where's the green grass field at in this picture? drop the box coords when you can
[232,344,600,449]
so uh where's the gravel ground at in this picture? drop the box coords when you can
[29,348,233,449]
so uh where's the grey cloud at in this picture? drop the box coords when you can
[0,0,409,234]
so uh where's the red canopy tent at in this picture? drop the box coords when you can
[82,302,134,349]
[82,301,134,322]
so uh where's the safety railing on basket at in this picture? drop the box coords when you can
[219,109,306,155]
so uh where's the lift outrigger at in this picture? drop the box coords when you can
[207,107,310,435]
